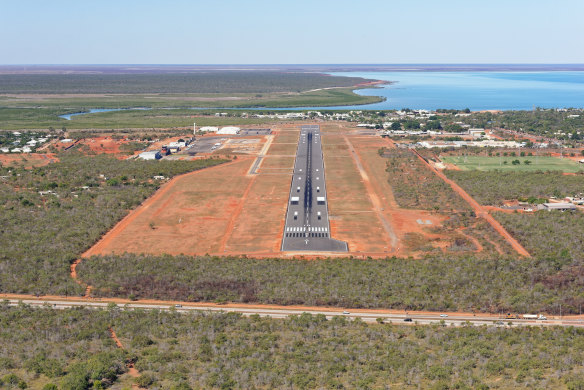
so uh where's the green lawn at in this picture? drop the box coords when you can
[442,155,584,173]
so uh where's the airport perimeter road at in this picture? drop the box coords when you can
[3,296,582,328]
[281,125,347,252]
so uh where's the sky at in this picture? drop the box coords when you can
[1,0,583,64]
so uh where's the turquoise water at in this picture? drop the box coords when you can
[327,71,584,110]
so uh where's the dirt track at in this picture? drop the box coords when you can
[411,149,531,257]
[343,135,398,250]
[108,327,142,388]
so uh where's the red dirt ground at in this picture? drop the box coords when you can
[78,122,497,264]
[338,129,470,257]
[0,153,58,168]
[83,126,297,258]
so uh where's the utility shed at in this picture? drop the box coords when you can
[138,151,162,160]
[538,203,577,211]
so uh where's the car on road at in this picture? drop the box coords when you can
[174,304,182,308]
[404,318,413,322]
[342,311,350,315]
[440,314,448,317]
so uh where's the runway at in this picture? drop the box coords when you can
[281,125,347,252]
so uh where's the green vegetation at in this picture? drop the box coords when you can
[78,253,584,314]
[495,211,584,260]
[118,141,149,155]
[0,88,382,130]
[0,108,274,131]
[0,304,128,390]
[444,170,584,204]
[0,154,227,295]
[0,72,384,131]
[474,109,584,141]
[383,148,470,211]
[442,155,583,172]
[3,304,584,389]
[0,72,374,94]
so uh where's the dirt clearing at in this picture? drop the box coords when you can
[85,127,296,257]
[0,153,58,168]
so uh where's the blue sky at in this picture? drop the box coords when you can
[1,0,583,64]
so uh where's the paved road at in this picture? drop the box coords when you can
[4,296,581,328]
[281,125,347,252]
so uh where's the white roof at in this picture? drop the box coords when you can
[317,196,326,202]
[291,196,300,202]
[217,126,240,135]
[543,203,576,209]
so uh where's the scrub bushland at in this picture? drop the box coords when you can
[0,154,227,295]
[2,304,584,389]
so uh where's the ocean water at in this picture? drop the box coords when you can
[327,71,584,111]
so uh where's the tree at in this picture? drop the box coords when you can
[425,120,442,130]
[403,120,421,130]
[390,122,401,130]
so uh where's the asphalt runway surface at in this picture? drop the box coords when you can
[281,125,347,252]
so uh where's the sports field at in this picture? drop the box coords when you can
[442,155,584,172]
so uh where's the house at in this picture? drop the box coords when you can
[138,151,162,160]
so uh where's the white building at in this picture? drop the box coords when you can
[138,151,162,160]
[537,203,577,211]
[199,126,219,133]
[468,128,486,137]
[217,126,240,135]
